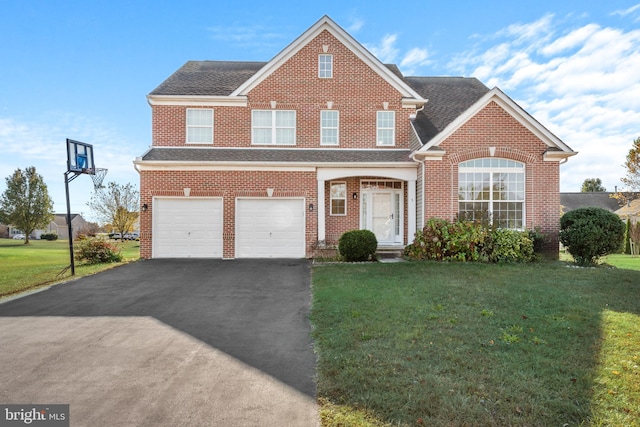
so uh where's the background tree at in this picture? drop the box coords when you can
[87,182,139,241]
[0,166,54,244]
[614,136,640,205]
[581,178,606,192]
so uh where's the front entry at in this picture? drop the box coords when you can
[361,181,403,244]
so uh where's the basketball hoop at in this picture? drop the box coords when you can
[87,167,108,190]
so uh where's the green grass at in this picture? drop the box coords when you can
[311,260,640,426]
[0,238,140,298]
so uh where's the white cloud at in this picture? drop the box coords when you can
[611,3,640,17]
[365,34,399,63]
[347,17,364,33]
[448,13,640,192]
[0,114,140,220]
[400,48,431,75]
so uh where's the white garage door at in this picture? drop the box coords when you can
[236,198,305,258]
[153,198,223,258]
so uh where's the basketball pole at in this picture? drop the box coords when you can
[64,170,77,276]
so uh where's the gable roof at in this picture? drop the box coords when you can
[147,16,427,108]
[560,192,621,213]
[230,15,426,105]
[412,87,576,160]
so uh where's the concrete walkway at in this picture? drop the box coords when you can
[0,259,318,426]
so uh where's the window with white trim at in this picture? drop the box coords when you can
[320,110,339,145]
[186,108,213,144]
[319,54,333,78]
[251,110,296,145]
[376,111,395,146]
[330,182,346,215]
[458,158,525,229]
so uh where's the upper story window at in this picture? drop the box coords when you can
[186,108,213,144]
[330,181,346,215]
[458,158,525,229]
[252,110,296,145]
[320,110,339,145]
[319,54,333,78]
[376,111,395,146]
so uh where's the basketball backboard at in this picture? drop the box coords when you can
[66,139,95,173]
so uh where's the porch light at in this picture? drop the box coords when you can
[141,203,148,212]
[309,203,314,212]
[352,192,358,200]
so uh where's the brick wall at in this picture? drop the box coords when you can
[421,101,561,254]
[140,170,317,259]
[151,30,412,149]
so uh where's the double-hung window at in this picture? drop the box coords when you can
[319,54,333,78]
[376,111,395,146]
[252,110,296,145]
[186,108,213,144]
[330,182,346,215]
[320,110,339,145]
[458,158,525,229]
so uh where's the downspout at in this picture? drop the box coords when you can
[410,151,425,236]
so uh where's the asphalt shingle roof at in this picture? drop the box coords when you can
[148,62,491,149]
[142,148,413,163]
[404,77,490,144]
[149,61,266,96]
[560,192,622,212]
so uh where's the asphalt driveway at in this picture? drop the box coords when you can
[0,259,318,426]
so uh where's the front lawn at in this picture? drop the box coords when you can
[311,260,640,426]
[0,239,140,298]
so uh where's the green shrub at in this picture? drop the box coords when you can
[74,238,122,264]
[405,217,539,263]
[484,229,534,263]
[527,228,545,255]
[404,218,486,262]
[559,207,625,266]
[404,218,450,261]
[40,232,58,241]
[338,230,377,262]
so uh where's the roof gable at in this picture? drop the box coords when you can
[230,15,426,104]
[414,87,576,160]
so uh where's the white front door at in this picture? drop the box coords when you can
[361,182,403,244]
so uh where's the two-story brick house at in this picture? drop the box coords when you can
[134,15,576,259]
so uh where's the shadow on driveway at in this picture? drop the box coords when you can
[0,259,317,425]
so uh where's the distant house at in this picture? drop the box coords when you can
[615,199,640,224]
[560,192,621,215]
[1,214,90,240]
[46,214,90,240]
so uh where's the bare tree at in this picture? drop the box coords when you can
[87,182,139,241]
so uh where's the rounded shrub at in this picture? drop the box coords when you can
[40,232,58,241]
[559,207,625,266]
[74,238,123,264]
[484,229,534,263]
[338,229,377,262]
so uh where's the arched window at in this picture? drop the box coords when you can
[458,158,525,229]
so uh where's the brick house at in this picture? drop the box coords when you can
[134,16,576,259]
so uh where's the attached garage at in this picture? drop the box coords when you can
[236,198,306,258]
[153,198,223,258]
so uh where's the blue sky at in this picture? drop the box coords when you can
[1,1,639,221]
